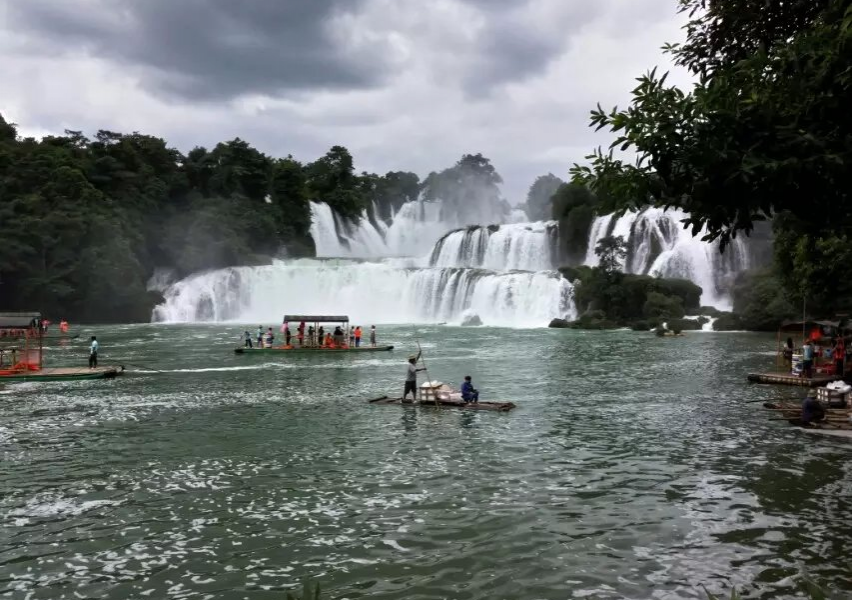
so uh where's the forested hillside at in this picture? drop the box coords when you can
[0,115,419,322]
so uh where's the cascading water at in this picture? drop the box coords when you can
[152,259,573,328]
[429,222,559,271]
[584,208,750,308]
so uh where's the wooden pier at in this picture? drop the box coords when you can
[747,371,838,387]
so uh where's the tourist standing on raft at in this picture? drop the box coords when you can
[404,354,426,401]
[354,326,362,347]
[244,330,252,348]
[89,336,99,369]
[370,325,376,347]
[284,323,291,346]
[802,339,815,378]
[333,326,345,347]
[256,326,264,348]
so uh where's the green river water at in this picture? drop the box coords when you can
[1,325,851,600]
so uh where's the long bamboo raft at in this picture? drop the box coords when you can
[748,372,837,387]
[235,344,393,354]
[368,395,516,412]
[762,400,852,433]
[1,366,125,382]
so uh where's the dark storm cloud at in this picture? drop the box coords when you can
[6,0,382,101]
[455,0,605,95]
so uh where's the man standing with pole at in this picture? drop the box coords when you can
[404,352,426,402]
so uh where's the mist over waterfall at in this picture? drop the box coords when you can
[584,208,751,308]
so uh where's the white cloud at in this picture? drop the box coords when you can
[0,0,689,203]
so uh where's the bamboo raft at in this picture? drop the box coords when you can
[747,372,837,387]
[762,400,852,431]
[368,395,516,412]
[235,344,393,354]
[1,366,125,382]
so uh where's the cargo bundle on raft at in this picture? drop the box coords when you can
[235,315,393,354]
[0,312,123,381]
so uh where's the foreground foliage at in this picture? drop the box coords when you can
[570,0,852,319]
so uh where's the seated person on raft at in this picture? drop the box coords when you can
[461,375,479,403]
[801,389,825,425]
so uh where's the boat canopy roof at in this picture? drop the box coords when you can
[0,312,41,328]
[283,314,349,323]
[779,319,840,332]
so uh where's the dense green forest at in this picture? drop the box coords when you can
[567,0,852,328]
[0,114,427,322]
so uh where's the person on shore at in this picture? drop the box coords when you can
[256,326,264,348]
[354,326,362,347]
[782,337,794,372]
[370,325,377,347]
[801,389,825,425]
[460,375,479,403]
[244,330,253,348]
[802,339,815,378]
[404,354,426,401]
[834,337,845,379]
[89,336,99,369]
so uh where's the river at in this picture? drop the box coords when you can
[1,325,850,599]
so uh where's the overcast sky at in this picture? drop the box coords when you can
[0,0,688,203]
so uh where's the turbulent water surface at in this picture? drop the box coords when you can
[2,325,851,600]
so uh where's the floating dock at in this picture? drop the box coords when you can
[1,366,124,382]
[368,396,516,412]
[747,371,838,387]
[235,345,393,354]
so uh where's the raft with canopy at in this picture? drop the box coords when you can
[234,315,393,354]
[0,312,123,381]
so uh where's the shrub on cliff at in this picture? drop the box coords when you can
[643,292,685,320]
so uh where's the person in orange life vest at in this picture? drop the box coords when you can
[834,337,845,378]
[354,326,362,347]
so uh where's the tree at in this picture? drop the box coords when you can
[524,173,564,221]
[420,153,508,224]
[551,183,598,264]
[570,0,852,248]
[594,235,627,275]
[306,145,366,218]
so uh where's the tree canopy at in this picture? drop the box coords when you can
[570,0,852,247]
[523,173,564,221]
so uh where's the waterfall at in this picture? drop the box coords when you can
[429,222,559,271]
[584,208,750,308]
[152,259,574,327]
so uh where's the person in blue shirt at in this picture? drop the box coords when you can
[461,375,479,403]
[244,330,253,348]
[802,340,815,378]
[89,336,99,369]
